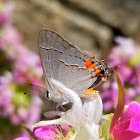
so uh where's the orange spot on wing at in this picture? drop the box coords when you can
[81,68,87,70]
[57,89,64,95]
[73,65,78,68]
[65,64,69,67]
[85,59,92,67]
[60,61,64,64]
[70,65,74,67]
[84,59,96,69]
[94,69,101,75]
[88,63,96,69]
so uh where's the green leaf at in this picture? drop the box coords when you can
[21,123,37,140]
[109,70,125,135]
[100,114,112,140]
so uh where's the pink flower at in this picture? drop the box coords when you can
[110,70,140,140]
[101,37,140,112]
[14,124,71,140]
[111,101,140,140]
[33,125,71,140]
[0,2,13,25]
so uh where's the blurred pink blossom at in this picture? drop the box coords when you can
[101,37,140,112]
[0,2,13,25]
[1,25,22,48]
[0,0,43,131]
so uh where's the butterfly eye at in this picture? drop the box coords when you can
[101,70,105,75]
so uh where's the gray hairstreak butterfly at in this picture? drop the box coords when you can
[38,29,111,107]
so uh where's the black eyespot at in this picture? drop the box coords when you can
[101,70,105,74]
[44,90,49,98]
[91,61,94,64]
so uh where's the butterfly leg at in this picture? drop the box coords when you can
[55,101,70,111]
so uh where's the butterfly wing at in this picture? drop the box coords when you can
[38,29,100,103]
[38,29,75,103]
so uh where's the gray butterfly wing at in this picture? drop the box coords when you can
[38,29,74,103]
[38,29,98,103]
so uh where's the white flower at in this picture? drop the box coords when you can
[33,78,104,140]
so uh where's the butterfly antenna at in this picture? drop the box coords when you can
[30,83,46,90]
[101,59,106,62]
[108,65,120,71]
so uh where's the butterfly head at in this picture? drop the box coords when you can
[99,61,111,81]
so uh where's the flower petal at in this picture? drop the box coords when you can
[113,131,140,140]
[128,118,140,133]
[113,117,140,140]
[112,102,140,139]
[120,101,140,122]
[132,136,140,140]
[81,95,103,139]
[82,95,102,124]
[33,125,57,140]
